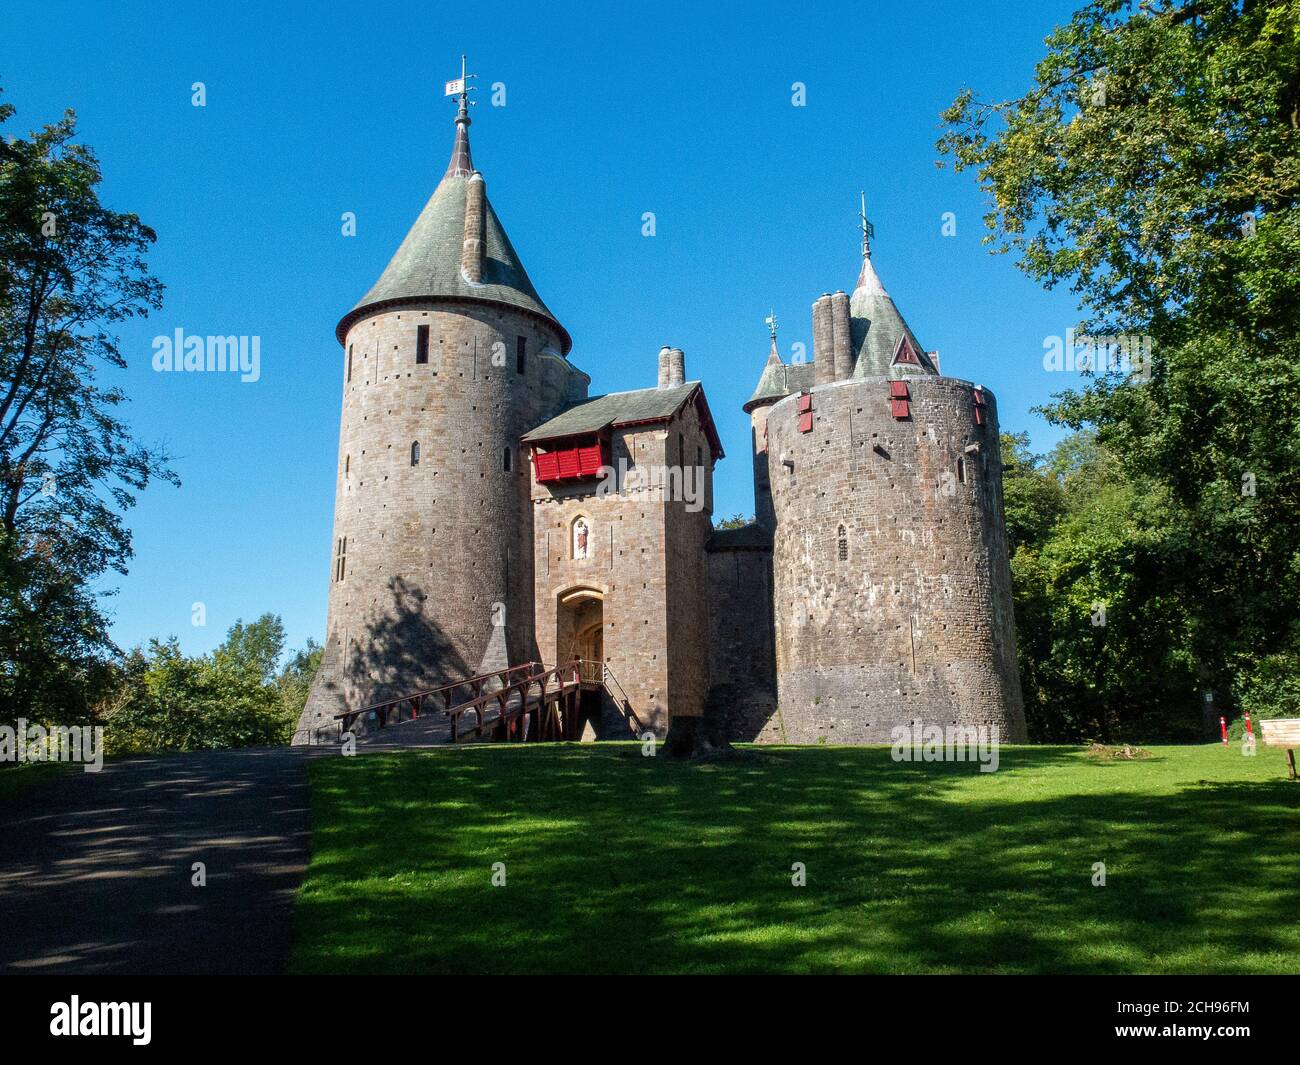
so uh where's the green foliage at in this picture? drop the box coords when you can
[0,84,174,723]
[103,615,321,754]
[999,432,1066,552]
[276,638,323,727]
[1230,649,1300,738]
[216,615,287,685]
[943,2,1300,737]
[0,526,117,724]
[1008,433,1201,741]
[713,514,751,530]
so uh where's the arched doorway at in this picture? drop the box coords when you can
[557,587,603,665]
[557,587,606,739]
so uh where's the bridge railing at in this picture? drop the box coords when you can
[576,659,644,735]
[333,661,542,735]
[445,659,583,743]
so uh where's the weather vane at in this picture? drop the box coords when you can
[444,54,477,109]
[859,191,875,256]
[765,309,778,340]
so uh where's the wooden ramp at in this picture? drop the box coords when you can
[330,661,590,748]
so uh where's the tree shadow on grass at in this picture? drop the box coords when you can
[291,745,1300,974]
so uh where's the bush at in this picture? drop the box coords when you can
[101,615,320,754]
[1229,651,1300,740]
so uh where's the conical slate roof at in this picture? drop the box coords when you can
[336,106,570,352]
[849,244,935,378]
[744,334,815,411]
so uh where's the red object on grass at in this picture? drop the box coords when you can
[1220,716,1229,745]
[1244,712,1254,738]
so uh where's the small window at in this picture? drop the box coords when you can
[410,441,420,466]
[347,345,353,382]
[416,325,430,364]
[345,455,350,477]
[957,457,967,484]
[335,537,347,582]
[503,447,512,472]
[837,525,848,562]
[516,336,526,375]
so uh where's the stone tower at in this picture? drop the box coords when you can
[296,90,588,742]
[759,206,1027,743]
[743,324,790,532]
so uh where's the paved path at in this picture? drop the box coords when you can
[0,745,330,974]
[0,704,498,975]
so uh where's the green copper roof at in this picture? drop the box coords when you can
[336,111,570,351]
[849,253,936,379]
[744,358,815,411]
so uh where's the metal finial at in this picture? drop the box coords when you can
[859,191,875,257]
[444,53,478,115]
[765,309,778,341]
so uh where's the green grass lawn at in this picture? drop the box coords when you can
[291,742,1300,974]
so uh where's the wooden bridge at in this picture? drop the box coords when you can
[327,659,641,746]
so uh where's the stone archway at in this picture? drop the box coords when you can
[557,587,603,666]
[576,619,603,664]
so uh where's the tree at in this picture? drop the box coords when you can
[1009,433,1201,741]
[216,615,288,685]
[103,616,320,753]
[104,638,285,753]
[999,431,1066,552]
[0,88,175,722]
[276,637,323,731]
[940,0,1300,730]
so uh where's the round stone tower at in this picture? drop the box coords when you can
[296,93,587,741]
[765,217,1026,744]
[742,326,791,532]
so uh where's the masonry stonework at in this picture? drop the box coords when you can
[298,93,1026,748]
[765,376,1026,743]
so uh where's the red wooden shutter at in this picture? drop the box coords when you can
[534,451,559,482]
[889,380,911,419]
[797,391,813,433]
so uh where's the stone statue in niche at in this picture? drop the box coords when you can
[573,517,590,560]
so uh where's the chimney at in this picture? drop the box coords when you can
[668,347,685,387]
[657,345,673,388]
[830,291,853,380]
[462,171,485,283]
[813,294,834,386]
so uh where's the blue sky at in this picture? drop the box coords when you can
[2,0,1089,658]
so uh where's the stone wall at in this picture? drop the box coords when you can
[750,401,776,531]
[764,374,1026,744]
[706,542,780,741]
[530,398,713,737]
[662,399,714,722]
[295,299,585,742]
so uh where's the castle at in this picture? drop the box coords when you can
[296,87,1027,746]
